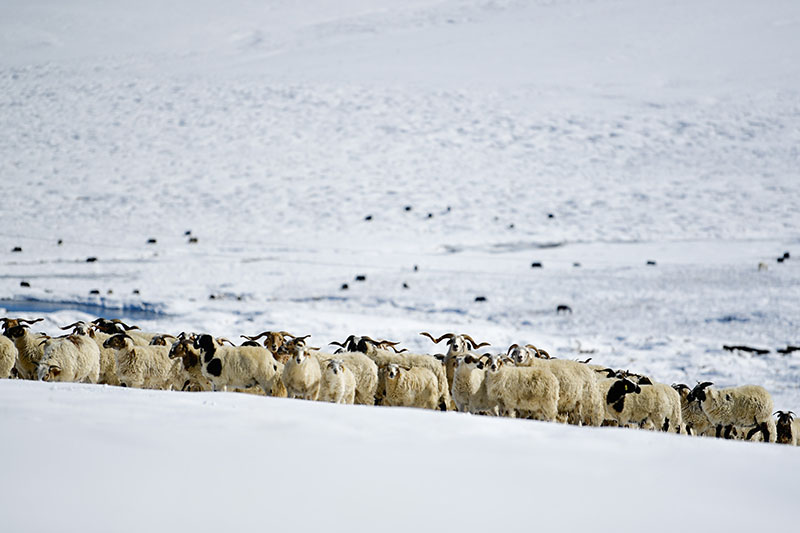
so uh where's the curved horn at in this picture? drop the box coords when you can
[217,337,235,346]
[241,331,271,341]
[462,334,489,349]
[537,349,551,359]
[329,341,347,348]
[378,340,401,346]
[419,332,453,344]
[389,345,408,353]
[506,343,519,356]
[696,381,713,389]
[19,317,44,325]
[59,321,83,331]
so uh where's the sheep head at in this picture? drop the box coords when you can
[688,382,713,403]
[103,333,134,350]
[384,363,410,380]
[149,334,176,346]
[326,359,344,375]
[606,377,641,413]
[775,411,795,425]
[37,363,62,382]
[2,317,43,333]
[193,334,217,362]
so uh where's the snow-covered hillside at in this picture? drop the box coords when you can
[1,1,799,530]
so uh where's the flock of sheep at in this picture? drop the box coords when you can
[1,316,798,446]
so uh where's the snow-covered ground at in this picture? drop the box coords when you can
[1,1,799,530]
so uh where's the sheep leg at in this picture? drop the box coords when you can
[716,424,723,438]
[723,425,735,439]
[759,422,771,443]
[663,418,670,432]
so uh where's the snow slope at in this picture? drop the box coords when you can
[1,380,798,533]
[1,1,799,530]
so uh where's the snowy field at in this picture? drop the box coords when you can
[1,0,799,530]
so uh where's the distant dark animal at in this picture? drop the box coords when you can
[57,239,63,246]
[188,237,198,243]
[777,257,785,263]
[404,206,412,212]
[147,238,157,244]
[402,283,409,289]
[427,213,434,219]
[783,251,790,260]
[777,345,800,355]
[20,281,30,287]
[86,257,97,262]
[531,262,543,268]
[89,289,100,295]
[12,246,22,252]
[646,260,657,266]
[556,305,572,314]
[474,296,487,302]
[364,215,373,221]
[355,275,367,282]
[722,345,770,355]
[547,213,554,219]
[341,283,349,290]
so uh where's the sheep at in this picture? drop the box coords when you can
[194,334,282,395]
[281,344,321,400]
[241,330,302,364]
[0,332,18,378]
[419,331,490,391]
[315,348,378,406]
[774,411,798,446]
[689,382,776,442]
[2,317,46,380]
[103,333,180,389]
[347,337,452,410]
[509,344,603,426]
[167,334,213,391]
[672,384,714,436]
[482,355,559,421]
[37,322,101,383]
[85,326,121,386]
[450,354,497,415]
[596,376,643,426]
[382,363,440,410]
[318,360,356,404]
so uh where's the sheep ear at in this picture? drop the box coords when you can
[433,354,445,361]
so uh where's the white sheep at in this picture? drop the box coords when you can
[672,384,714,436]
[483,355,559,421]
[194,334,282,395]
[315,350,378,406]
[351,340,452,410]
[103,333,180,389]
[689,382,776,442]
[2,318,46,380]
[510,344,603,426]
[630,382,684,433]
[281,344,322,401]
[85,327,121,386]
[318,359,356,404]
[37,322,101,384]
[450,354,497,415]
[0,333,18,378]
[419,332,490,393]
[382,363,440,410]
